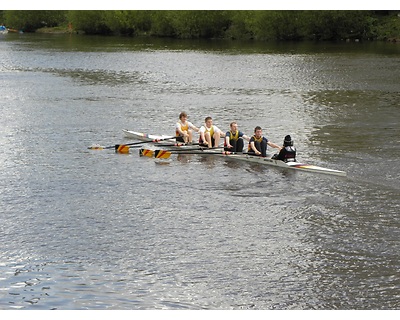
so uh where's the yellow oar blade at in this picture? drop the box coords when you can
[115,144,130,154]
[154,150,172,159]
[139,149,155,157]
[139,148,171,159]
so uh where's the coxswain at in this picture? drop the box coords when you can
[272,135,297,162]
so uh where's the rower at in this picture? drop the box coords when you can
[199,116,225,148]
[175,111,199,144]
[224,121,250,153]
[248,126,281,157]
[272,135,297,162]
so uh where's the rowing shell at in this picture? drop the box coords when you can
[143,148,346,177]
[190,151,346,176]
[123,129,183,147]
[123,129,203,150]
[123,130,174,142]
[220,153,346,176]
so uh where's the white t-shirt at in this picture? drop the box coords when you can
[199,125,221,134]
[175,120,196,132]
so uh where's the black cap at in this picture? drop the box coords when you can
[284,135,293,146]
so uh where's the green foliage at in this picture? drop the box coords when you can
[104,10,152,35]
[68,11,111,35]
[1,10,399,40]
[166,11,230,39]
[4,10,67,31]
[373,12,400,40]
[68,10,153,35]
[225,11,256,40]
[150,11,176,37]
[304,11,373,40]
[252,11,307,40]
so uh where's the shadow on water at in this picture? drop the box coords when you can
[6,33,400,55]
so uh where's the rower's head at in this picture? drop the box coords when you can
[254,126,262,138]
[230,122,238,132]
[205,116,213,127]
[284,135,294,146]
[179,112,188,120]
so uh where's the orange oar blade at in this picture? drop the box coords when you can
[154,150,172,159]
[115,144,130,154]
[139,148,155,157]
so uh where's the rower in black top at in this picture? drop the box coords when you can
[224,121,250,153]
[272,135,297,162]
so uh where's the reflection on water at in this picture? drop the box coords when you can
[0,34,399,310]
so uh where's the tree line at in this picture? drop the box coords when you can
[1,10,399,41]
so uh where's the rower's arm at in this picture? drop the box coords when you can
[199,130,206,141]
[250,141,259,154]
[190,123,200,132]
[268,141,282,150]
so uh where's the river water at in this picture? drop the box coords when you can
[0,34,399,310]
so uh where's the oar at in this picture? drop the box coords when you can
[165,142,201,147]
[88,143,143,150]
[139,148,224,159]
[146,147,223,154]
[88,136,178,151]
[88,144,143,154]
[139,148,172,159]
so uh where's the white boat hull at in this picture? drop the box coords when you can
[145,148,346,176]
[128,130,346,176]
[123,129,173,141]
[157,149,346,176]
[123,129,202,149]
[219,153,346,176]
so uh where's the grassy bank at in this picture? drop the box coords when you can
[3,10,400,42]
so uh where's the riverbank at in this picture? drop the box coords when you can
[3,11,400,42]
[36,26,69,33]
[34,25,400,43]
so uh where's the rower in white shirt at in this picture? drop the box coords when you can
[199,116,225,148]
[175,111,199,144]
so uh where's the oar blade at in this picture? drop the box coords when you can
[115,144,130,154]
[154,150,172,159]
[139,148,155,157]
